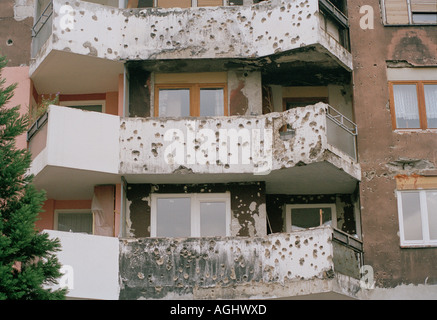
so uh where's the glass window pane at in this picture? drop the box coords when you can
[291,207,332,230]
[137,0,154,7]
[401,192,423,241]
[393,84,420,129]
[426,191,437,240]
[412,13,437,24]
[199,88,224,116]
[159,89,190,117]
[58,212,93,234]
[424,84,437,128]
[157,198,191,237]
[200,202,227,236]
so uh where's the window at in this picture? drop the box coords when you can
[383,0,437,25]
[60,100,105,113]
[150,193,231,237]
[55,210,93,234]
[155,84,228,117]
[285,204,336,232]
[283,97,329,111]
[397,190,437,247]
[389,81,437,130]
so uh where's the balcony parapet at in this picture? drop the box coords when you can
[120,103,360,179]
[30,0,352,77]
[119,226,362,299]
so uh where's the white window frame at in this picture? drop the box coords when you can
[54,209,94,234]
[284,203,337,232]
[397,190,437,247]
[150,192,231,237]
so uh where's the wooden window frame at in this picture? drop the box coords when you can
[389,80,437,130]
[154,83,228,117]
[382,0,437,25]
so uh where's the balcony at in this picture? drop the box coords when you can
[30,0,352,95]
[45,226,362,299]
[27,105,121,199]
[44,230,120,300]
[28,104,359,199]
[120,102,360,194]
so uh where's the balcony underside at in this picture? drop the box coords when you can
[33,159,357,200]
[31,50,124,95]
[31,42,349,96]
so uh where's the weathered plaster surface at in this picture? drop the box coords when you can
[0,0,33,66]
[31,0,352,73]
[124,182,266,238]
[119,103,360,178]
[348,0,437,288]
[118,226,349,299]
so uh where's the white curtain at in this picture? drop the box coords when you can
[424,84,437,119]
[393,84,420,120]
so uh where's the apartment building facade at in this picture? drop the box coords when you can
[0,0,435,300]
[348,0,437,298]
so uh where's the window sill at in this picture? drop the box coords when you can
[400,244,437,249]
[394,128,437,134]
[383,23,437,27]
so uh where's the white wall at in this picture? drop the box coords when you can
[44,230,120,300]
[46,105,120,174]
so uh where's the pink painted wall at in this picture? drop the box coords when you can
[36,199,93,232]
[2,66,33,150]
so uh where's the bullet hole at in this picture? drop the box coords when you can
[6,39,13,46]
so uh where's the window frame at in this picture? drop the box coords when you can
[389,80,437,130]
[382,0,437,25]
[54,209,94,234]
[150,192,231,237]
[397,189,437,247]
[154,83,228,117]
[59,100,106,113]
[284,203,337,232]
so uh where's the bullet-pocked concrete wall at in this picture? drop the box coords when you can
[0,0,33,66]
[118,226,337,299]
[119,103,361,179]
[125,182,267,238]
[30,0,352,73]
[348,0,437,287]
[49,0,320,61]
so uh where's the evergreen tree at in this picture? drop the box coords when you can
[0,55,66,300]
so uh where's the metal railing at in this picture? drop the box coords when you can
[31,1,53,58]
[32,2,53,38]
[27,112,48,142]
[326,105,358,161]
